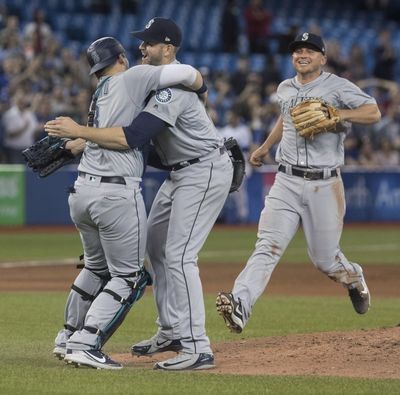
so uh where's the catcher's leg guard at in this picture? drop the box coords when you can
[67,269,152,350]
[63,267,110,336]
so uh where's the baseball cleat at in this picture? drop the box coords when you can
[53,345,67,360]
[216,292,244,333]
[154,352,215,371]
[131,334,183,356]
[348,274,371,314]
[64,349,123,370]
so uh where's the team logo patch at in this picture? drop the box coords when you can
[301,32,309,41]
[146,18,154,29]
[155,88,172,103]
[91,50,100,63]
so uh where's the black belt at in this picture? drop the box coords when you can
[78,171,126,185]
[171,147,225,171]
[171,158,200,171]
[278,164,338,180]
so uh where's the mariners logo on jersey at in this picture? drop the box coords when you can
[155,88,173,104]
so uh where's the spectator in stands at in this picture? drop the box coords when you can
[2,89,38,163]
[260,55,281,86]
[90,0,112,14]
[230,55,249,95]
[373,29,396,81]
[244,0,272,54]
[375,136,399,166]
[277,25,298,55]
[23,9,52,56]
[235,72,263,121]
[208,73,235,126]
[347,45,367,82]
[31,93,55,141]
[326,40,347,76]
[0,15,21,52]
[120,0,138,14]
[221,0,240,53]
[219,109,254,223]
[0,4,8,30]
[358,137,379,167]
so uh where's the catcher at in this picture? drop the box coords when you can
[216,32,381,334]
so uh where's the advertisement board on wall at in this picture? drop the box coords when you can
[0,165,25,225]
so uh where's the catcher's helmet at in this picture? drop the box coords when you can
[87,37,125,75]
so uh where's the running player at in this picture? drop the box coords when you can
[216,32,381,333]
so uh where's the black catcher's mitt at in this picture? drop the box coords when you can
[224,137,245,193]
[22,136,75,177]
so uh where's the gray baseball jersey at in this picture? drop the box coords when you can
[229,72,375,327]
[276,72,377,168]
[145,88,222,165]
[141,82,233,354]
[79,65,164,178]
[56,64,205,353]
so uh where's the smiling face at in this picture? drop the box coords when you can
[292,46,327,81]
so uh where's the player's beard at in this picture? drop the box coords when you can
[142,46,164,66]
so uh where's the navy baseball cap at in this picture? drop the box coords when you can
[132,17,182,46]
[289,32,326,55]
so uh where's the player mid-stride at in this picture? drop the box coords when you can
[216,32,381,334]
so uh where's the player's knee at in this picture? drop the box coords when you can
[84,269,152,347]
[71,267,110,302]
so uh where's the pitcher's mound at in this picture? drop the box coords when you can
[113,326,400,378]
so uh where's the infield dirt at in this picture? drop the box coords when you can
[1,262,399,379]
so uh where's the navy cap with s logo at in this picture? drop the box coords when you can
[289,32,326,54]
[132,17,182,47]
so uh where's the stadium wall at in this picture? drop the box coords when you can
[0,165,399,225]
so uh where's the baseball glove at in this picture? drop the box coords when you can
[224,137,245,193]
[22,136,75,177]
[290,99,341,139]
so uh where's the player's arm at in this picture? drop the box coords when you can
[338,104,381,124]
[45,113,168,150]
[158,64,205,92]
[65,138,86,155]
[249,116,283,167]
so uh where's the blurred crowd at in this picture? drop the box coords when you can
[0,3,399,168]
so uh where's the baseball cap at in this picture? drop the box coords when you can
[289,32,326,54]
[132,17,182,47]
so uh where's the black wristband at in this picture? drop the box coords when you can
[195,82,207,94]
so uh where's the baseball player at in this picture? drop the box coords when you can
[47,18,233,371]
[48,36,208,370]
[216,32,381,333]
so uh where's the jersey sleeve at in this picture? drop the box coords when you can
[142,88,190,126]
[122,65,163,107]
[339,79,377,109]
[122,64,197,108]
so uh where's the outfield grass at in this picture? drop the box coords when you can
[0,293,399,395]
[1,226,399,393]
[1,225,399,264]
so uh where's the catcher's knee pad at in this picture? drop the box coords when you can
[83,269,152,348]
[64,267,110,332]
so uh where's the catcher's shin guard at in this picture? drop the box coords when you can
[81,269,152,349]
[64,267,110,332]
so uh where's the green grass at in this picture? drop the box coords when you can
[1,225,399,264]
[1,293,400,395]
[1,225,399,393]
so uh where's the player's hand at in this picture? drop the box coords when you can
[199,91,208,105]
[44,117,81,139]
[249,147,269,167]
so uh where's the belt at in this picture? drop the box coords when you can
[278,164,339,180]
[171,147,225,171]
[78,171,126,185]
